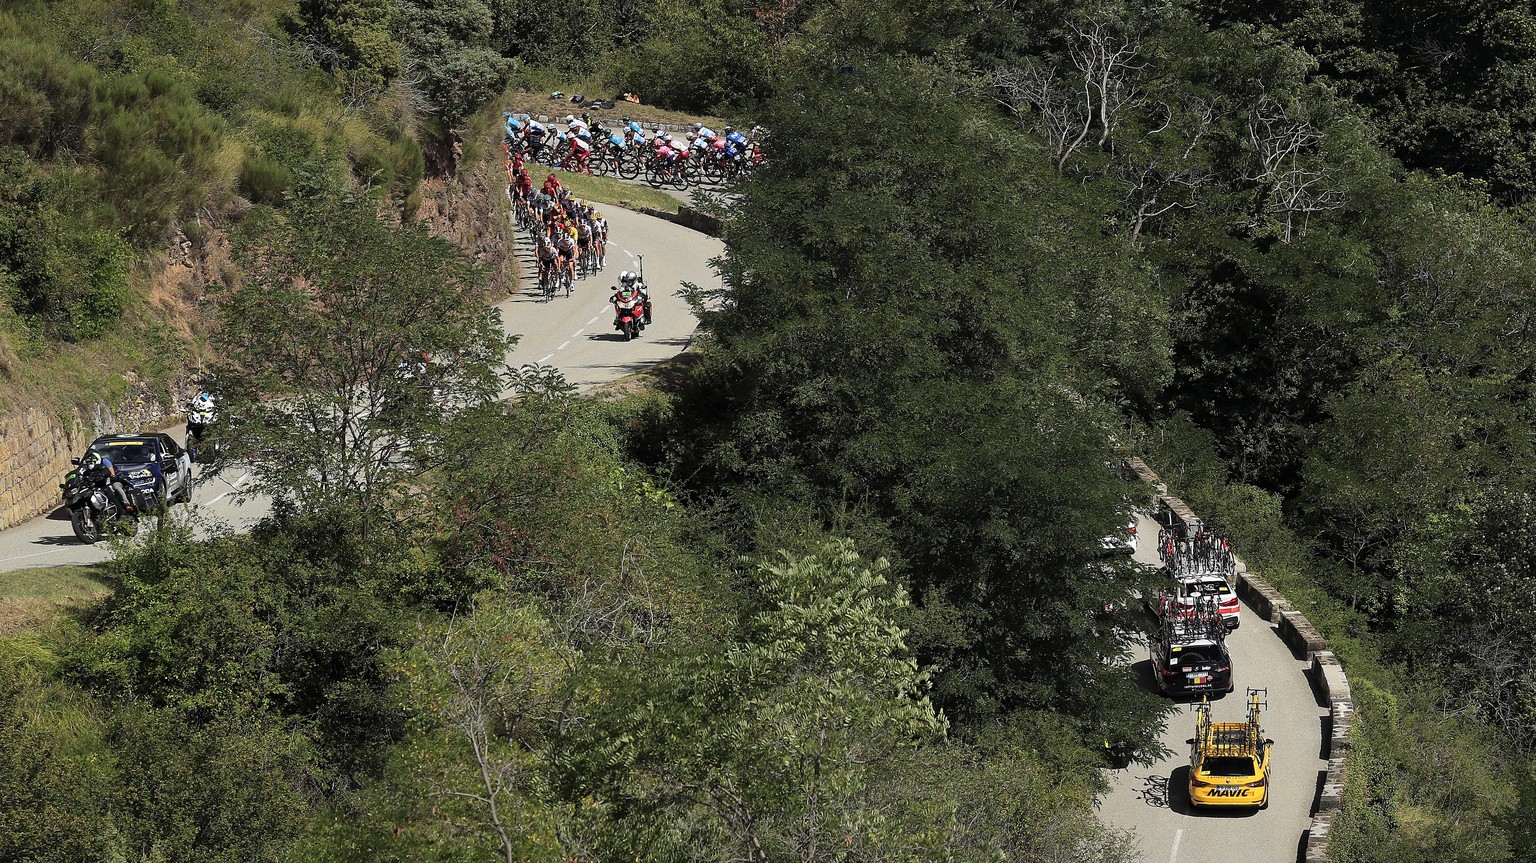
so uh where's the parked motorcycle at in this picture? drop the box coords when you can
[60,462,141,544]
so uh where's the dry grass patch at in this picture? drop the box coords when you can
[0,565,113,635]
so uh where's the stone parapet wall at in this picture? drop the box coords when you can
[1134,457,1353,863]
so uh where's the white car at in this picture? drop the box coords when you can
[1154,573,1241,630]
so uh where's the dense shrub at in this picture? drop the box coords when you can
[239,153,291,204]
[0,149,131,341]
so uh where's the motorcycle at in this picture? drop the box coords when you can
[613,294,645,341]
[187,404,218,464]
[60,462,142,544]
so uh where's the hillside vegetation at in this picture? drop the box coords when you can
[4,0,1536,862]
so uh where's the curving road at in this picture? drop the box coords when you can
[0,201,721,573]
[497,202,722,390]
[1097,510,1326,863]
[0,167,1321,859]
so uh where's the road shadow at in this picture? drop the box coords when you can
[31,534,84,546]
[587,332,635,343]
[45,505,70,521]
[1134,771,1171,809]
[1130,657,1158,695]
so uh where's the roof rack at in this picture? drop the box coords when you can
[1157,594,1225,646]
[1193,689,1267,759]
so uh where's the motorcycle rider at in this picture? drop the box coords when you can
[79,451,137,516]
[621,270,652,324]
[186,389,217,461]
[611,277,645,334]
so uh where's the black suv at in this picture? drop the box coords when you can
[1151,613,1234,698]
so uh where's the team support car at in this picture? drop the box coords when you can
[1151,609,1233,698]
[1154,573,1241,630]
[84,433,194,509]
[1188,688,1272,810]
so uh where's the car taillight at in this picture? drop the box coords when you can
[1245,777,1266,788]
[1215,664,1231,674]
[1160,666,1179,677]
[1190,777,1212,787]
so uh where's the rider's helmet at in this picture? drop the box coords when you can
[725,125,735,133]
[693,122,703,131]
[621,271,636,284]
[81,451,103,471]
[686,132,697,141]
[594,211,603,219]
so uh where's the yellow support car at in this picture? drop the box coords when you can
[1188,688,1273,810]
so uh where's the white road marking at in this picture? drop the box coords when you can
[558,340,570,350]
[587,315,601,325]
[537,353,554,363]
[1169,828,1183,863]
[571,329,584,338]
[622,248,632,256]
[206,471,251,506]
[0,546,81,564]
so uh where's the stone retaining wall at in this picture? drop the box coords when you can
[1130,456,1352,863]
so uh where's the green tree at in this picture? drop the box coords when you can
[656,53,1168,722]
[565,541,951,862]
[293,0,404,96]
[399,0,513,128]
[216,179,514,522]
[0,148,130,341]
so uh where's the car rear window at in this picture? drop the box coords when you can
[1175,649,1212,666]
[1203,756,1257,777]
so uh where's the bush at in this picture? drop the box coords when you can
[0,38,100,159]
[239,153,291,204]
[0,150,131,342]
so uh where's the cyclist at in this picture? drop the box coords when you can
[575,213,594,272]
[554,225,577,288]
[621,117,646,148]
[567,133,592,174]
[591,210,608,269]
[514,168,533,205]
[525,118,549,160]
[535,233,558,294]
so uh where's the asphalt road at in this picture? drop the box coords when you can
[0,203,721,572]
[1097,510,1327,863]
[0,423,273,571]
[497,202,722,391]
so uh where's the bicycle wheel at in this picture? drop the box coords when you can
[617,152,641,180]
[645,162,666,187]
